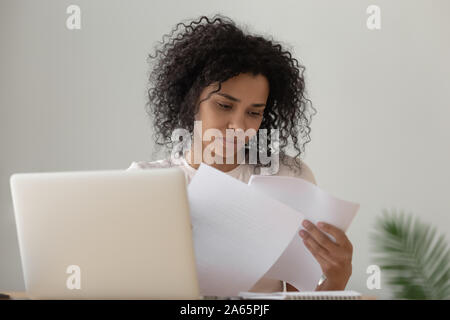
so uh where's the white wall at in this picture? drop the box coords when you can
[1,0,449,299]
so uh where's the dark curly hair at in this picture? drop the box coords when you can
[145,13,316,174]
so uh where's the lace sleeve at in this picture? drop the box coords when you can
[126,161,143,171]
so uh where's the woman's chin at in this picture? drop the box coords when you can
[214,146,246,163]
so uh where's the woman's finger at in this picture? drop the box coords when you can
[301,220,338,252]
[317,222,348,247]
[299,230,334,264]
[302,236,334,269]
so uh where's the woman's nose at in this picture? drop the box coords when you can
[226,114,246,133]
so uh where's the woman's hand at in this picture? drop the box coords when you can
[298,219,353,290]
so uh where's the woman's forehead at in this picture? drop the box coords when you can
[208,73,269,102]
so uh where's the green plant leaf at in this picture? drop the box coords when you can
[370,209,450,300]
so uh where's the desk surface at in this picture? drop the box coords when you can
[1,292,29,300]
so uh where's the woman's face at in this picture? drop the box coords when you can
[193,72,269,162]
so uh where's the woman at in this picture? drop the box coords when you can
[128,14,353,292]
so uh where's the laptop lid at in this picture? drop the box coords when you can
[10,167,200,299]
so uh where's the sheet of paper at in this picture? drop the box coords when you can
[187,163,306,296]
[248,175,360,291]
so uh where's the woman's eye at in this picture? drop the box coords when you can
[249,111,263,117]
[217,103,232,110]
[217,102,262,117]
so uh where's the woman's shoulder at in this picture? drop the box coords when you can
[126,157,181,171]
[273,154,317,185]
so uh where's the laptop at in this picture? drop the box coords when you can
[9,167,200,300]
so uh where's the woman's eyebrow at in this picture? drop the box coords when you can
[216,92,266,107]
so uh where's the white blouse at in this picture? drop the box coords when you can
[126,154,322,293]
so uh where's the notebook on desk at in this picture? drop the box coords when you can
[201,290,362,300]
[237,290,362,300]
[201,291,362,300]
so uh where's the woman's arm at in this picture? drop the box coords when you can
[314,278,347,291]
[286,283,299,291]
[286,276,345,292]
